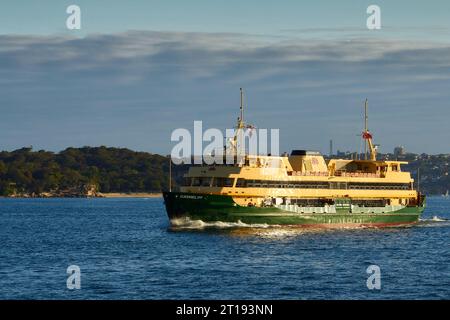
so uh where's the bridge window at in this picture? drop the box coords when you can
[182,177,192,186]
[236,178,246,187]
[212,177,235,187]
[201,178,212,187]
[191,177,213,187]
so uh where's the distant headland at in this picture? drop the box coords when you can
[0,146,183,198]
[0,146,448,197]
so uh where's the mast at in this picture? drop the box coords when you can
[169,155,172,192]
[362,99,377,161]
[239,88,244,129]
[237,88,245,157]
[364,99,368,160]
[230,88,254,161]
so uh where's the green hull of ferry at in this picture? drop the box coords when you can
[163,192,425,228]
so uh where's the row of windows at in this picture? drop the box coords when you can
[289,199,333,206]
[236,179,329,189]
[185,177,234,187]
[288,199,388,207]
[348,185,410,190]
[235,179,411,190]
[351,200,387,207]
[183,178,412,190]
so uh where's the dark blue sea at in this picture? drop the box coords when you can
[0,196,448,300]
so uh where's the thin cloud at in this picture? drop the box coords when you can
[0,31,449,154]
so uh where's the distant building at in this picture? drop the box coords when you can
[336,150,347,157]
[394,146,406,158]
[336,150,354,159]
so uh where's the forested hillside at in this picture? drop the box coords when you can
[0,147,185,196]
[0,147,448,196]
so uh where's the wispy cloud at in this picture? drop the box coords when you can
[0,31,449,154]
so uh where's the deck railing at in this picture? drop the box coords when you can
[289,171,329,176]
[334,171,381,178]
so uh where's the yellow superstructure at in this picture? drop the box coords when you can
[181,151,418,208]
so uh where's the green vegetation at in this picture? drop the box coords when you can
[0,147,448,196]
[0,146,185,196]
[403,154,450,195]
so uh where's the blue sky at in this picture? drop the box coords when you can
[2,0,450,39]
[1,1,450,154]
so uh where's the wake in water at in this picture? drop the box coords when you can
[169,217,275,230]
[168,217,332,239]
[170,215,450,232]
[420,215,448,222]
[418,215,450,227]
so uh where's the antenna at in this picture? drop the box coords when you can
[364,98,368,160]
[239,88,244,128]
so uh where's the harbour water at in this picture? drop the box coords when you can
[0,197,448,299]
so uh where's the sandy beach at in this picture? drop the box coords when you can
[100,192,162,198]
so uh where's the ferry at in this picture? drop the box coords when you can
[163,90,426,228]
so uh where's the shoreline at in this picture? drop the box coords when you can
[0,192,163,199]
[100,192,162,198]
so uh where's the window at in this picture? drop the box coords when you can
[348,183,410,190]
[182,177,192,186]
[223,178,235,187]
[236,179,246,187]
[191,177,212,187]
[212,177,235,187]
[201,178,212,187]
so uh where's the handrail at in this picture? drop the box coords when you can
[290,171,329,176]
[334,171,381,178]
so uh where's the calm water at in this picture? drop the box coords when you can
[0,197,449,300]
